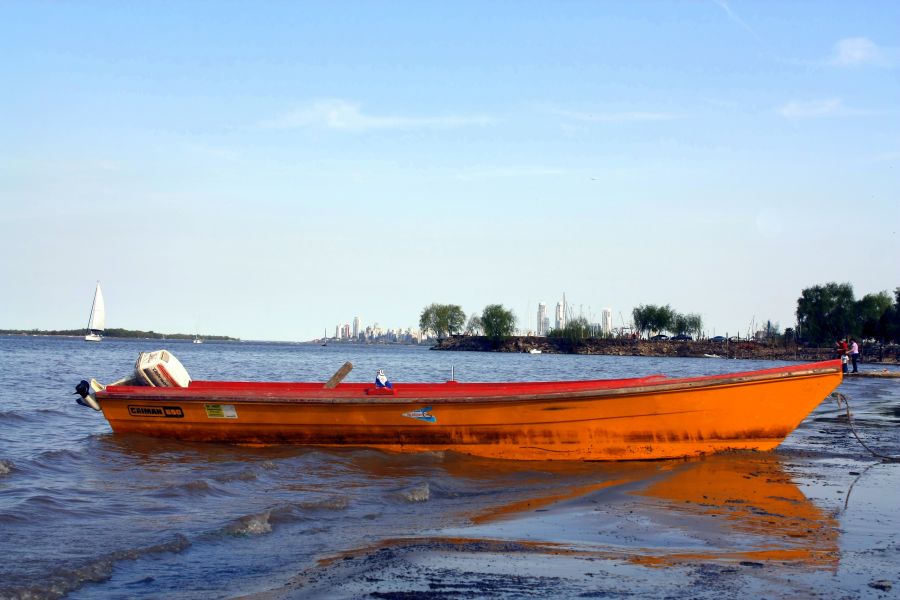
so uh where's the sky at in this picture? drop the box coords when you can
[1,1,898,341]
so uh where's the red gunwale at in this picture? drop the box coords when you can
[99,359,842,403]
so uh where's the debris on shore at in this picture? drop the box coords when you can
[433,336,900,364]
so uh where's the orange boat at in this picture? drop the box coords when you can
[75,356,842,461]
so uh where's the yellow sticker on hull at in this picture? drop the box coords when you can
[204,404,238,419]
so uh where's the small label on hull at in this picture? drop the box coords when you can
[402,406,436,423]
[204,404,238,419]
[127,405,184,418]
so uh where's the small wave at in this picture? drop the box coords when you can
[34,448,83,464]
[0,459,13,477]
[10,493,87,519]
[213,469,258,484]
[212,497,350,539]
[0,410,28,423]
[151,478,229,499]
[224,511,272,536]
[398,482,431,503]
[176,479,214,494]
[297,495,350,511]
[0,534,190,600]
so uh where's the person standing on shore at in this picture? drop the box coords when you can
[838,339,849,373]
[849,338,860,373]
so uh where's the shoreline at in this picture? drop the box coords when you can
[432,336,900,364]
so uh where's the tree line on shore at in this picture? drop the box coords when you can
[0,327,238,341]
[796,283,900,345]
[419,303,516,342]
[631,305,702,338]
[418,302,706,344]
[418,281,900,348]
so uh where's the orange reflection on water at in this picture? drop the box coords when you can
[444,451,839,571]
[633,453,839,569]
[470,477,636,525]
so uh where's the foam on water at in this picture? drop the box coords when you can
[399,482,431,503]
[225,511,273,536]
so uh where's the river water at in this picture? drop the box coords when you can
[1,336,898,599]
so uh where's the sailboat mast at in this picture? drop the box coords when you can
[87,282,99,330]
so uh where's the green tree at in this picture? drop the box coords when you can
[795,283,856,344]
[465,313,483,336]
[672,313,689,335]
[784,327,796,346]
[881,287,900,343]
[548,316,590,341]
[651,304,675,335]
[685,313,703,337]
[632,305,652,338]
[481,304,516,341]
[419,303,466,340]
[856,291,893,340]
[632,304,675,337]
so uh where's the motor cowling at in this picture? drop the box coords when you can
[74,379,102,411]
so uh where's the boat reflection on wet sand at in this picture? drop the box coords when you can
[633,454,839,568]
[255,452,839,599]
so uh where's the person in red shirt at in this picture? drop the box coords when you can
[838,339,849,373]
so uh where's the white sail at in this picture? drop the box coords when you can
[87,283,105,331]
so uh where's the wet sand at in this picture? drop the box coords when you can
[243,455,899,599]
[240,379,900,600]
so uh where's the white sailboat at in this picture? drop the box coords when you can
[84,282,105,342]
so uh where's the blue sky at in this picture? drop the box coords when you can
[2,1,898,341]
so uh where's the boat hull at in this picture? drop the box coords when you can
[95,360,842,461]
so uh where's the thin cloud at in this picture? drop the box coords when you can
[711,0,767,49]
[559,110,681,123]
[264,99,495,131]
[777,98,871,119]
[828,37,897,67]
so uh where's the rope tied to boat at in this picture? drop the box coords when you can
[831,392,900,463]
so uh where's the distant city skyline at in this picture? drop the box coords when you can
[331,316,423,344]
[2,2,897,341]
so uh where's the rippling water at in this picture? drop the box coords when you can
[1,336,898,599]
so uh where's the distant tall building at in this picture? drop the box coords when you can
[537,303,547,336]
[352,316,360,339]
[335,325,340,340]
[601,308,612,335]
[555,293,567,330]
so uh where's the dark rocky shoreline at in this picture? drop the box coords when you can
[433,336,900,364]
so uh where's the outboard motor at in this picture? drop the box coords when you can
[74,379,103,411]
[74,350,190,412]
